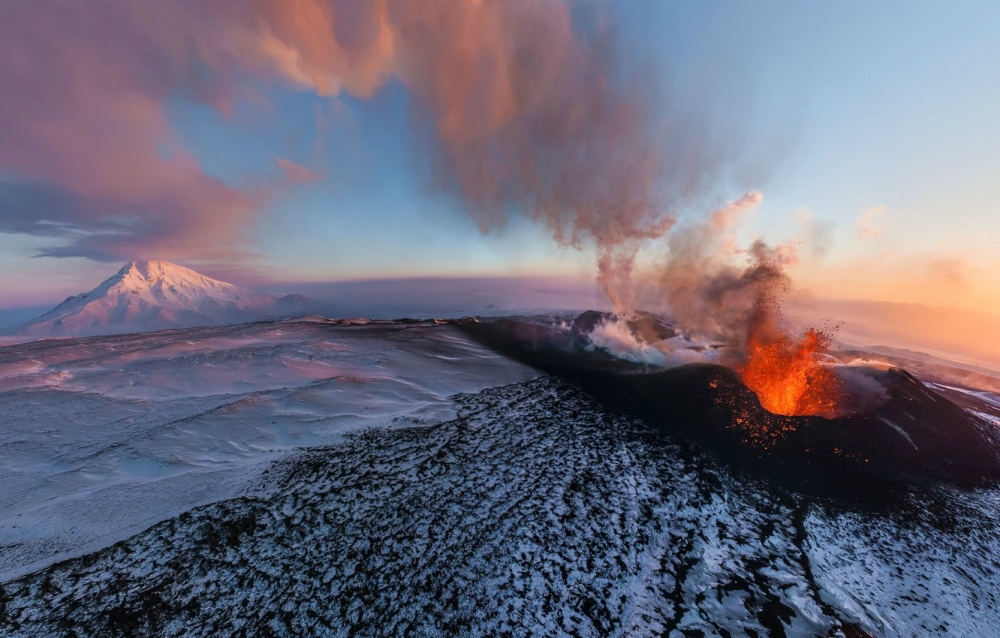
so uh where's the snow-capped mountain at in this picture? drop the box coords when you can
[12,260,316,337]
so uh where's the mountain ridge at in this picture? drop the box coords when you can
[10,260,319,338]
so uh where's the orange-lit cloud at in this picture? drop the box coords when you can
[0,3,265,261]
[789,248,999,314]
[1,0,748,288]
[710,191,762,231]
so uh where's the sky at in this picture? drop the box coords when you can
[2,0,999,317]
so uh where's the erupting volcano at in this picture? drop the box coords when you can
[460,310,1000,493]
[738,323,841,418]
[728,251,844,418]
[659,234,847,419]
[643,195,846,418]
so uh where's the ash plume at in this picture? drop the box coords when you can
[241,0,679,308]
[656,192,775,345]
[653,195,849,417]
[2,0,752,299]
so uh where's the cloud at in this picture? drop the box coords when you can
[1,0,758,285]
[710,191,762,231]
[276,158,322,184]
[926,257,970,288]
[854,205,885,241]
[0,2,264,261]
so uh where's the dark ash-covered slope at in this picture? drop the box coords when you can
[4,377,999,637]
[460,318,1000,492]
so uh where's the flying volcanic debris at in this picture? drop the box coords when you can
[656,195,845,417]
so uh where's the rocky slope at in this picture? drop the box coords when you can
[3,377,999,637]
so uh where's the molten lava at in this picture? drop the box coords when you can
[700,240,846,418]
[738,324,842,418]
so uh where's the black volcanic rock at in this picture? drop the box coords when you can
[570,309,609,337]
[570,310,677,345]
[626,312,677,343]
[461,317,1000,492]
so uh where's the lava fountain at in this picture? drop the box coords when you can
[738,316,842,418]
[729,248,843,418]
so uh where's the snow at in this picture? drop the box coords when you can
[929,382,1000,410]
[4,374,1000,636]
[2,317,1000,636]
[9,260,314,337]
[0,319,537,582]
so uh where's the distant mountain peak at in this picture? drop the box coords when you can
[11,260,318,338]
[112,259,233,289]
[119,258,184,278]
[116,259,219,279]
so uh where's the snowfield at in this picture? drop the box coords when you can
[1,319,1000,636]
[0,319,536,582]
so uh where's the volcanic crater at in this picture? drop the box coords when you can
[461,312,1000,495]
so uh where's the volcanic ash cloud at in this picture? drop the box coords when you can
[1,0,750,296]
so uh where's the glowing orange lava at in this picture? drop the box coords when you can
[738,324,842,418]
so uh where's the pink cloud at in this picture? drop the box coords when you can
[0,2,262,261]
[0,0,739,290]
[276,158,322,184]
[710,191,763,231]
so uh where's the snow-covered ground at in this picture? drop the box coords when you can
[0,319,536,582]
[2,317,1000,636]
[4,376,1000,636]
